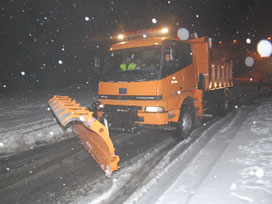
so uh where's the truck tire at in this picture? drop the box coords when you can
[172,105,194,140]
[218,91,231,116]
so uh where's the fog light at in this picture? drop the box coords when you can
[145,106,165,113]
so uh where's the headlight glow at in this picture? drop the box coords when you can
[117,34,125,40]
[98,104,104,108]
[161,27,169,34]
[145,106,165,113]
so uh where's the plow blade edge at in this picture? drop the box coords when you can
[48,95,120,177]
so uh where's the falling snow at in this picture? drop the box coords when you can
[0,0,271,92]
[246,38,251,44]
[257,39,272,57]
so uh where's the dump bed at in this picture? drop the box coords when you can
[190,37,233,91]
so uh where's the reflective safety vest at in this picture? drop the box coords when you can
[120,62,137,71]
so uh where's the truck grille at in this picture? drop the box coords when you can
[103,105,142,132]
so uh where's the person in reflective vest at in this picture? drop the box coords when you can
[120,56,137,71]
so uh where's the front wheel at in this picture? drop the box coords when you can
[172,105,194,140]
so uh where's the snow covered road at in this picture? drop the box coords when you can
[0,84,271,204]
[0,87,176,204]
[125,98,272,204]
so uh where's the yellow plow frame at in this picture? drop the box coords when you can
[48,95,119,177]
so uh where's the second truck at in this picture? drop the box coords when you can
[49,27,233,177]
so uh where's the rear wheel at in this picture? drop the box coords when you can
[218,90,231,116]
[172,105,194,140]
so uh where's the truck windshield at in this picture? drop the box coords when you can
[101,45,162,82]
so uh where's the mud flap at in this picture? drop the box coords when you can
[48,95,120,177]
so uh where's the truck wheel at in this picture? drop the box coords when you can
[218,91,231,116]
[172,105,194,140]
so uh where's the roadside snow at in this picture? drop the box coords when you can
[125,97,272,204]
[0,118,65,153]
[0,87,97,154]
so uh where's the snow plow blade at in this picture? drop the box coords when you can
[48,95,120,177]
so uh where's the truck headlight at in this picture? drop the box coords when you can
[98,104,104,109]
[145,106,165,113]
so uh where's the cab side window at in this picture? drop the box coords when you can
[162,41,180,78]
[178,42,192,69]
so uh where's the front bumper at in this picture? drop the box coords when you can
[98,104,170,132]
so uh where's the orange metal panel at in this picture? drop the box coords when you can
[190,37,210,90]
[99,80,158,96]
[137,112,169,125]
[168,109,180,122]
[99,99,167,110]
[192,89,203,120]
[156,65,196,112]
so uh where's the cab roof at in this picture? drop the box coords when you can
[110,36,176,51]
[109,36,207,51]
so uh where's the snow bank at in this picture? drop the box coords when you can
[229,99,272,202]
[0,88,97,155]
[0,118,69,154]
[126,97,272,204]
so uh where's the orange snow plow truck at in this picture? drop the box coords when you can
[48,27,233,177]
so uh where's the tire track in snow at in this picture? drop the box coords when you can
[125,106,256,204]
[0,137,83,194]
[85,114,233,204]
[180,106,256,204]
[0,118,55,134]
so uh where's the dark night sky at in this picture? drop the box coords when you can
[0,0,271,91]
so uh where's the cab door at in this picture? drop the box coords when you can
[177,41,195,91]
[158,40,194,112]
[158,40,182,111]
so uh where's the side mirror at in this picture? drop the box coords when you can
[198,73,205,90]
